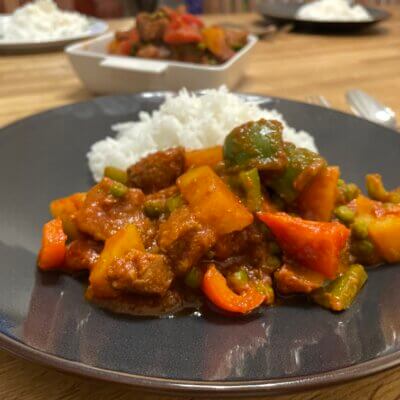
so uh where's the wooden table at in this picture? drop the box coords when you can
[1,9,400,400]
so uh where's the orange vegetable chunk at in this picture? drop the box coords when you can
[38,218,67,270]
[202,264,265,314]
[89,224,144,298]
[369,216,400,263]
[177,166,253,235]
[184,146,222,169]
[258,212,350,279]
[297,166,340,221]
[50,192,86,239]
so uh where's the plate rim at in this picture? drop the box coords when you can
[1,91,400,396]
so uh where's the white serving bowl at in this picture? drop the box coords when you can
[65,32,257,94]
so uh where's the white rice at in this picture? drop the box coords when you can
[88,87,318,182]
[296,0,371,22]
[0,0,90,41]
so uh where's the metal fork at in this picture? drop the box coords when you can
[306,95,331,108]
[346,89,397,130]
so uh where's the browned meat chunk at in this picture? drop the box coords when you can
[136,44,170,59]
[224,29,248,50]
[274,264,325,295]
[127,147,185,194]
[65,239,103,272]
[145,185,179,203]
[169,44,207,64]
[107,249,173,296]
[136,12,169,42]
[87,286,201,317]
[158,206,216,275]
[213,223,269,266]
[76,178,155,246]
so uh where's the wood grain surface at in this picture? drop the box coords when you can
[1,9,400,400]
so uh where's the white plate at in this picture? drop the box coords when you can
[0,15,108,52]
[66,33,258,94]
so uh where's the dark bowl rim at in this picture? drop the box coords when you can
[1,91,399,396]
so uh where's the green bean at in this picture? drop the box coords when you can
[238,168,263,212]
[312,264,367,311]
[104,166,128,185]
[143,199,165,218]
[334,205,355,225]
[184,267,203,289]
[109,181,128,198]
[366,174,400,203]
[165,194,184,213]
[351,218,369,239]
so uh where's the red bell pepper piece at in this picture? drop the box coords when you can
[164,14,203,44]
[202,264,265,314]
[258,212,350,279]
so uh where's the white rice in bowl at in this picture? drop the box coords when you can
[88,87,318,182]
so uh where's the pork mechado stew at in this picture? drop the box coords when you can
[38,119,400,316]
[108,6,248,65]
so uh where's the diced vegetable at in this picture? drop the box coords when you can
[268,143,326,203]
[366,173,400,203]
[201,26,234,61]
[38,218,67,270]
[177,166,253,235]
[185,146,223,169]
[165,194,184,213]
[89,224,144,298]
[347,195,377,217]
[143,198,166,218]
[297,166,340,221]
[238,168,263,212]
[258,212,350,279]
[223,119,287,172]
[109,181,128,198]
[202,264,265,314]
[50,192,86,240]
[164,14,203,44]
[369,215,400,263]
[104,166,128,185]
[255,281,275,306]
[312,264,367,311]
[228,268,249,292]
[334,205,355,225]
[275,263,325,294]
[351,218,370,239]
[185,267,203,289]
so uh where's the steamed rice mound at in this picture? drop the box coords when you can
[88,87,318,182]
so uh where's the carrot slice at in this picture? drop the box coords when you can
[258,212,350,279]
[202,264,265,314]
[38,218,67,270]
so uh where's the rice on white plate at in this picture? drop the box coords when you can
[88,87,318,182]
[0,0,90,41]
[296,0,371,22]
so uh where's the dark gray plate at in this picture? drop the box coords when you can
[258,2,390,32]
[1,93,400,397]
